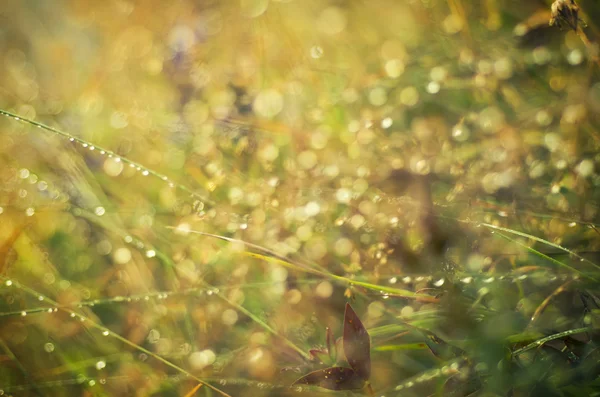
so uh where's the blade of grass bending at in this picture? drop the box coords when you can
[512,327,593,356]
[244,251,323,276]
[174,228,433,300]
[489,230,596,281]
[4,278,233,397]
[0,280,323,317]
[528,279,575,326]
[482,223,600,271]
[247,251,430,299]
[0,109,214,206]
[470,199,600,228]
[333,275,434,300]
[167,227,324,274]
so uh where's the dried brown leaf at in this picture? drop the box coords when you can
[343,303,371,380]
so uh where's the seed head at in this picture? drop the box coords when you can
[550,0,581,31]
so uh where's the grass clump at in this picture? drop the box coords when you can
[0,0,600,396]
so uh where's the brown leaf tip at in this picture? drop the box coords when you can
[343,303,371,381]
[550,0,581,31]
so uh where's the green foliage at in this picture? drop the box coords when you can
[0,0,600,396]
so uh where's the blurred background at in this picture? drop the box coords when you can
[1,0,600,396]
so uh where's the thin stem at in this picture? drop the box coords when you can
[2,278,232,397]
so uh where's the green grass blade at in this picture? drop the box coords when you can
[512,327,594,357]
[0,109,214,205]
[2,278,233,397]
[489,229,596,281]
[482,223,600,271]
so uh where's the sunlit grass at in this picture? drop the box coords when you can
[1,0,600,396]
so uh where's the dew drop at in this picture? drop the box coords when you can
[18,168,30,179]
[335,188,351,204]
[113,247,132,264]
[310,45,324,59]
[426,81,440,94]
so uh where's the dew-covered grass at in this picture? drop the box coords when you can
[1,0,600,396]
